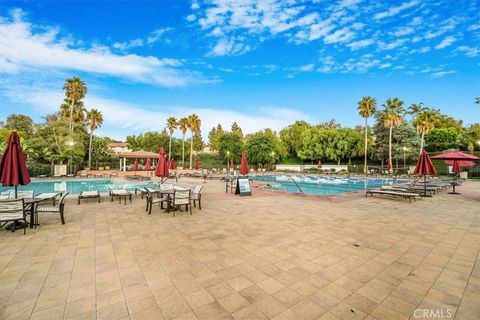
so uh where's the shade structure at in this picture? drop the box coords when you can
[414,149,437,197]
[229,160,234,170]
[194,158,201,170]
[317,160,322,169]
[145,158,151,171]
[133,159,138,171]
[155,148,168,180]
[169,159,176,170]
[0,132,31,198]
[445,160,475,167]
[431,151,480,161]
[239,151,249,175]
[431,151,480,194]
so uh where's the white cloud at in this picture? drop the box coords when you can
[390,27,414,37]
[209,37,251,56]
[455,45,480,57]
[378,38,408,50]
[112,28,172,50]
[186,14,197,22]
[0,12,204,87]
[434,36,456,49]
[347,39,374,50]
[3,81,310,139]
[323,27,354,44]
[468,24,480,31]
[430,70,456,78]
[374,0,419,20]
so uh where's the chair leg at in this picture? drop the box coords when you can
[23,220,26,234]
[189,204,192,215]
[60,210,65,224]
[78,197,80,205]
[148,202,153,215]
[199,197,201,210]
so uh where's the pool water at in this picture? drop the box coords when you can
[251,174,405,196]
[0,179,157,195]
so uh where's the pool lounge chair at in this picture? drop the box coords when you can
[108,187,132,204]
[365,189,419,203]
[78,191,101,204]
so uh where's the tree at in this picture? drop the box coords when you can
[279,120,311,157]
[316,119,341,129]
[407,102,425,119]
[86,109,103,168]
[5,114,34,136]
[231,122,243,138]
[63,77,87,132]
[126,131,170,152]
[208,124,224,151]
[413,108,437,152]
[475,97,480,104]
[424,128,460,151]
[193,133,204,152]
[177,117,188,167]
[218,132,243,164]
[357,96,377,174]
[378,97,404,171]
[166,117,177,161]
[187,114,201,169]
[373,122,420,165]
[60,98,86,126]
[245,130,286,167]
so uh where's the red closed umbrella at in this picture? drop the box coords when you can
[414,149,437,197]
[145,158,151,171]
[386,159,393,171]
[240,151,249,175]
[155,147,168,182]
[133,159,138,172]
[194,158,201,170]
[317,160,322,169]
[229,160,234,170]
[169,159,176,170]
[0,132,31,198]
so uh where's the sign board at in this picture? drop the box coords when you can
[235,178,252,196]
[54,164,67,176]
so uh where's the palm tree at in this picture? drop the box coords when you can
[380,97,404,171]
[60,98,86,126]
[166,117,177,161]
[177,117,188,168]
[407,102,425,118]
[413,109,437,152]
[357,96,377,174]
[63,77,87,132]
[86,109,103,168]
[187,114,201,169]
[475,97,480,104]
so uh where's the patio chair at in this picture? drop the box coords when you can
[0,199,27,234]
[169,189,192,216]
[108,187,132,204]
[36,192,69,225]
[78,191,101,204]
[16,190,34,198]
[191,185,203,209]
[145,188,168,214]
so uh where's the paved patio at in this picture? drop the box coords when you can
[0,179,479,320]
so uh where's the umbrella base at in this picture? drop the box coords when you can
[5,221,28,231]
[448,192,461,195]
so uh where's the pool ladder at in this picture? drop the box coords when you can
[287,177,304,193]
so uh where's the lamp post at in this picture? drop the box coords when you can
[402,147,408,173]
[67,140,75,174]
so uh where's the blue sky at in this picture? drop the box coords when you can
[0,0,479,139]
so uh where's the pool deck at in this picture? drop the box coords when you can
[0,178,479,319]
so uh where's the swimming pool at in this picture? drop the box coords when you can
[0,179,156,195]
[251,174,405,196]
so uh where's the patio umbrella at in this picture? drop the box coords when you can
[0,132,31,199]
[386,159,393,172]
[239,151,249,175]
[169,158,176,170]
[194,158,201,170]
[445,160,475,168]
[317,160,322,169]
[155,148,168,182]
[145,158,151,171]
[229,160,234,171]
[431,151,480,194]
[413,149,437,197]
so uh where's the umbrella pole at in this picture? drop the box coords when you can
[15,186,17,199]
